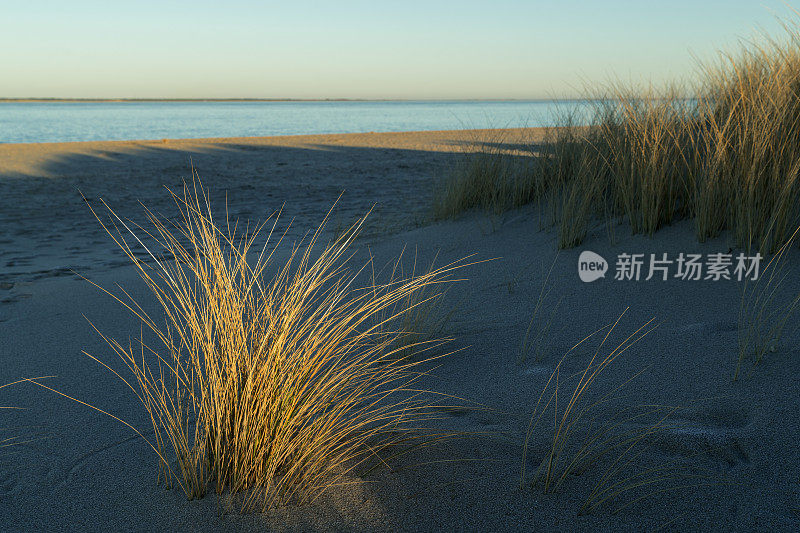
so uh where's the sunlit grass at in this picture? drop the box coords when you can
[33,182,471,510]
[437,15,800,252]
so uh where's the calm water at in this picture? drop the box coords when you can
[0,100,586,144]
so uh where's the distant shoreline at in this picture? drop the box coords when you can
[0,97,576,103]
[0,98,375,103]
[0,127,542,148]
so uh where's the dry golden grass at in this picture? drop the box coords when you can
[34,183,469,510]
[520,311,706,513]
[369,250,461,361]
[437,16,800,252]
[433,129,540,219]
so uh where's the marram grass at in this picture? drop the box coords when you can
[437,15,800,253]
[521,311,708,513]
[736,226,800,380]
[36,184,469,510]
[521,311,658,494]
[433,128,540,219]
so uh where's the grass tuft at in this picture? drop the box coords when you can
[38,182,470,510]
[433,129,540,219]
[521,310,658,493]
[520,310,709,513]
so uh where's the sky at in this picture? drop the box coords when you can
[0,0,794,99]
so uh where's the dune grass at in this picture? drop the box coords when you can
[433,129,540,219]
[35,183,470,510]
[518,257,562,364]
[736,227,800,380]
[437,16,800,252]
[521,311,703,513]
[521,312,656,491]
[370,250,461,361]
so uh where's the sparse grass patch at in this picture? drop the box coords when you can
[36,184,470,510]
[521,311,705,513]
[518,257,563,364]
[521,312,657,493]
[736,227,800,380]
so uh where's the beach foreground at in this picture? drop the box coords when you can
[1,130,799,531]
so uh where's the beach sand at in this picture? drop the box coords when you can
[1,129,799,531]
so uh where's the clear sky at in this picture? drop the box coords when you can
[0,0,794,99]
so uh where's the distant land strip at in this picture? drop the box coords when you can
[0,97,573,103]
[0,97,377,103]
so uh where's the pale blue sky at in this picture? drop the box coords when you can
[0,1,793,99]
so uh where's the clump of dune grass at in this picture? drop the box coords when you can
[521,311,704,513]
[35,183,468,510]
[534,112,601,248]
[521,312,656,492]
[438,15,800,252]
[736,227,800,380]
[433,129,541,219]
[537,86,711,249]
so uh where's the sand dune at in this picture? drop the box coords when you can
[1,130,799,531]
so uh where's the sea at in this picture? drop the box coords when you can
[0,100,587,144]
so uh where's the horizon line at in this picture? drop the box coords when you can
[0,97,585,103]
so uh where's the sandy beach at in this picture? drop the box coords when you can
[0,129,538,287]
[2,129,800,531]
